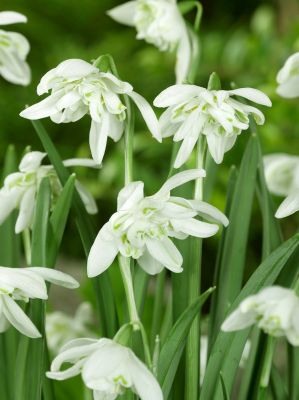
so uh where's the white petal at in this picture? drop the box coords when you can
[20,91,64,120]
[117,181,144,211]
[19,151,46,172]
[0,11,27,25]
[137,249,164,275]
[107,1,137,26]
[145,237,183,273]
[175,30,191,84]
[63,158,100,168]
[276,75,299,99]
[100,72,133,94]
[0,190,18,225]
[27,267,79,289]
[228,88,272,106]
[153,169,206,198]
[60,338,99,352]
[75,181,98,215]
[2,295,41,338]
[127,91,161,142]
[174,135,198,169]
[277,53,299,84]
[46,359,86,381]
[89,116,109,165]
[206,133,236,165]
[275,191,299,218]
[107,114,124,142]
[188,200,229,226]
[55,59,98,79]
[154,85,204,108]
[87,223,118,277]
[221,307,256,332]
[171,218,219,238]
[15,186,36,233]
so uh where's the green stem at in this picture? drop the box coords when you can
[22,228,31,266]
[260,337,274,389]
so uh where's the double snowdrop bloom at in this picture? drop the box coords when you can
[47,337,163,400]
[154,85,272,166]
[0,151,98,234]
[264,153,299,218]
[221,286,299,346]
[0,11,30,85]
[88,169,228,277]
[20,59,161,164]
[0,266,78,338]
[46,302,95,353]
[276,52,299,98]
[107,0,191,83]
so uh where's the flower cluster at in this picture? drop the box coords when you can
[0,151,98,233]
[0,11,30,85]
[221,286,299,346]
[20,59,161,164]
[47,337,163,400]
[88,169,228,277]
[0,266,78,338]
[108,0,191,83]
[154,85,272,166]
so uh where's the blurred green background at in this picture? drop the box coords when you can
[1,0,299,268]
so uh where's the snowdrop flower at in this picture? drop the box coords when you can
[221,286,299,346]
[264,153,299,218]
[0,266,79,338]
[20,59,161,164]
[47,337,163,400]
[0,151,98,234]
[46,302,95,353]
[276,53,299,98]
[88,169,229,277]
[0,11,30,85]
[154,85,272,167]
[107,0,191,83]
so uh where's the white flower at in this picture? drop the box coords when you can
[154,85,272,166]
[264,153,299,218]
[88,169,229,277]
[46,302,96,353]
[276,52,299,98]
[0,11,30,85]
[20,59,161,164]
[221,286,299,346]
[46,337,163,400]
[107,0,191,83]
[0,266,79,338]
[0,151,98,234]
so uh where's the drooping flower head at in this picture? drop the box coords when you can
[221,286,299,346]
[107,0,191,83]
[154,85,272,167]
[88,169,229,277]
[0,151,98,233]
[0,266,79,338]
[20,59,161,164]
[276,52,299,98]
[264,153,299,218]
[47,337,163,400]
[0,11,30,85]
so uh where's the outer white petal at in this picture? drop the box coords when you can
[188,200,229,227]
[107,114,124,142]
[20,91,64,120]
[19,151,46,172]
[87,223,118,277]
[15,186,36,233]
[2,295,41,338]
[171,218,219,238]
[154,84,204,108]
[0,190,18,225]
[206,133,236,164]
[63,158,100,168]
[89,116,109,165]
[107,1,137,26]
[0,11,27,25]
[46,359,86,381]
[137,249,164,275]
[145,237,183,273]
[221,307,256,332]
[153,169,206,198]
[277,53,299,84]
[275,191,299,218]
[117,181,144,211]
[60,337,99,352]
[75,181,98,215]
[276,75,299,99]
[175,29,191,84]
[127,91,161,142]
[100,72,133,94]
[55,59,98,80]
[27,267,79,289]
[228,88,272,107]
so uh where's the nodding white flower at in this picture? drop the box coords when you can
[221,286,299,346]
[0,151,98,234]
[88,169,229,277]
[107,0,191,83]
[276,52,299,98]
[46,302,96,353]
[0,266,79,338]
[0,11,30,85]
[264,153,299,218]
[20,59,161,164]
[154,85,272,167]
[46,337,163,400]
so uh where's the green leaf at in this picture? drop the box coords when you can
[158,287,215,399]
[201,232,299,400]
[220,372,230,400]
[208,72,221,90]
